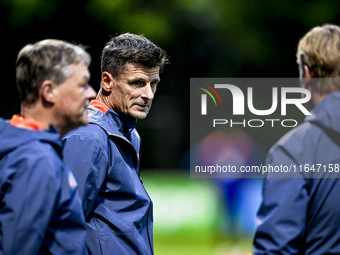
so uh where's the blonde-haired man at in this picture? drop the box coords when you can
[254,24,340,254]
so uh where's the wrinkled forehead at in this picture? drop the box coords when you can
[118,62,160,79]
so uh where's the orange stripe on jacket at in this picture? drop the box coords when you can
[90,100,110,114]
[10,114,42,130]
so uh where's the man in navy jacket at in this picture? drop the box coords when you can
[0,39,96,254]
[63,33,169,255]
[254,25,340,254]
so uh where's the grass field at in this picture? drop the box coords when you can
[154,236,252,255]
[143,171,255,255]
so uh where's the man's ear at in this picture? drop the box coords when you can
[40,80,56,104]
[101,71,114,93]
[303,65,311,89]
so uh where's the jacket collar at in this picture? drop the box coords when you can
[89,100,137,137]
[10,114,43,130]
[306,91,340,134]
[106,108,137,137]
[0,118,62,158]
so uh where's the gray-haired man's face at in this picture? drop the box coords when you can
[103,62,160,120]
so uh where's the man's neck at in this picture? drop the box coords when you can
[306,87,330,110]
[91,98,137,136]
[96,92,111,110]
[20,103,63,135]
[312,91,329,107]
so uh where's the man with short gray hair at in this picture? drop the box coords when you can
[0,39,96,254]
[63,33,169,255]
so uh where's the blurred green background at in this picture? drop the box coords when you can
[1,0,340,254]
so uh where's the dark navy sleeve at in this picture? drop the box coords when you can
[47,165,88,255]
[253,145,309,254]
[0,144,87,255]
[63,133,108,218]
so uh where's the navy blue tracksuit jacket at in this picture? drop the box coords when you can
[63,102,153,255]
[0,119,87,254]
[254,92,340,254]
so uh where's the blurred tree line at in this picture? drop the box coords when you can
[1,0,340,169]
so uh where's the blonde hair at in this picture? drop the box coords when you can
[297,24,340,93]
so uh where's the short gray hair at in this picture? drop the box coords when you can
[16,39,91,106]
[101,33,169,79]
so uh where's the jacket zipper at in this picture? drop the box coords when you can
[109,132,154,254]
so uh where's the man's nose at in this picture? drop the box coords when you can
[86,85,97,100]
[141,84,154,100]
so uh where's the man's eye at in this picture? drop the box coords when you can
[132,81,144,86]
